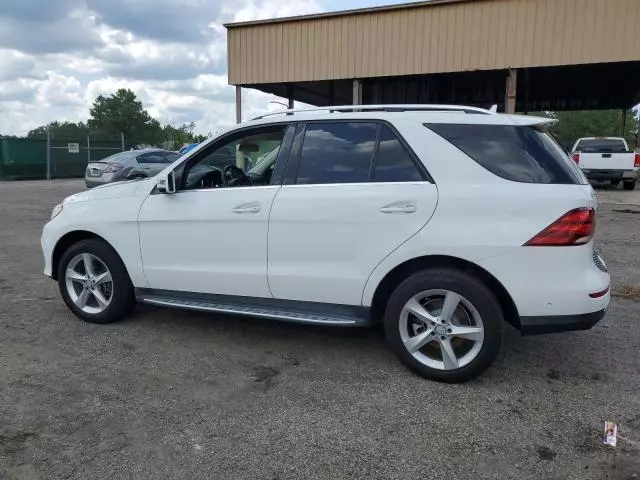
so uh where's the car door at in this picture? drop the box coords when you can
[267,121,438,305]
[137,123,294,297]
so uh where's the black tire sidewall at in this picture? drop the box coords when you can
[57,239,134,323]
[384,268,502,383]
[623,180,636,190]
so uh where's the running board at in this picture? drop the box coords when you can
[136,289,370,327]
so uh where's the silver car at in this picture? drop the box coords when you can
[85,149,181,188]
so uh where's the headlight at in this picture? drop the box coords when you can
[51,204,63,220]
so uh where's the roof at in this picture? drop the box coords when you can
[226,0,640,87]
[224,0,475,28]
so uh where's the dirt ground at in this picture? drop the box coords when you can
[1,179,639,480]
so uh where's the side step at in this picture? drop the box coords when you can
[136,290,370,327]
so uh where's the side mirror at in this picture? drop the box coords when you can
[157,170,176,194]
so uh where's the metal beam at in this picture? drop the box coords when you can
[352,79,362,105]
[505,69,517,114]
[235,86,242,123]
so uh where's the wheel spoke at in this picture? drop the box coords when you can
[403,328,434,353]
[439,291,461,322]
[449,325,483,342]
[75,288,90,308]
[439,338,459,369]
[66,269,85,282]
[82,253,95,277]
[92,289,109,309]
[94,270,112,286]
[403,298,437,324]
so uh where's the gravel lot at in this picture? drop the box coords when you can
[1,179,639,480]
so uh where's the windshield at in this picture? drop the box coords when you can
[575,139,628,153]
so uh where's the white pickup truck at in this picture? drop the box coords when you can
[571,137,639,190]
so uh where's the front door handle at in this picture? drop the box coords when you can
[232,203,260,214]
[380,202,417,214]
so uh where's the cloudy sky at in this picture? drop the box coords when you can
[0,0,415,137]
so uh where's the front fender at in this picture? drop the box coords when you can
[43,195,149,288]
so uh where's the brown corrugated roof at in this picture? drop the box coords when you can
[224,0,479,28]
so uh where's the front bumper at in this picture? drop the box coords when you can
[520,309,606,335]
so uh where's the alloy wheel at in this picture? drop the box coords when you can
[64,253,113,315]
[399,289,485,370]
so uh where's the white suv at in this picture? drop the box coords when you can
[41,105,611,382]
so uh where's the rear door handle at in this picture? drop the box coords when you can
[380,202,417,214]
[232,203,260,214]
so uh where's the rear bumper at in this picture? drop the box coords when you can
[582,169,637,181]
[520,309,606,335]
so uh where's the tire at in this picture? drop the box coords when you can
[132,174,146,181]
[623,180,636,191]
[384,268,502,383]
[610,180,620,186]
[57,239,135,324]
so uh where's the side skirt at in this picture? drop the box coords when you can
[135,288,373,327]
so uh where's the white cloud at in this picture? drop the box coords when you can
[0,0,325,137]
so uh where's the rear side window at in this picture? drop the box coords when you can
[296,122,377,184]
[137,152,166,164]
[374,126,423,182]
[574,139,628,153]
[164,152,181,163]
[427,124,584,184]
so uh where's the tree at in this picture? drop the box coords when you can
[544,109,639,150]
[89,89,161,145]
[161,122,208,150]
[27,121,89,139]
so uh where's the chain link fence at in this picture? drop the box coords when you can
[1,132,126,180]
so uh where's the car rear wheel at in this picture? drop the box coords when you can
[57,239,135,323]
[623,180,636,191]
[384,268,502,383]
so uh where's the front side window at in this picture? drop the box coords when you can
[295,122,377,185]
[182,126,287,190]
[427,124,585,185]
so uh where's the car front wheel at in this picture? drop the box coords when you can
[384,268,502,383]
[623,180,636,191]
[57,239,135,323]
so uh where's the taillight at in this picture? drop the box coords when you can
[103,163,124,173]
[572,152,580,164]
[525,208,595,246]
[634,152,640,168]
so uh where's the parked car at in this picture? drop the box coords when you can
[42,105,610,382]
[178,143,199,155]
[85,149,181,188]
[571,137,640,190]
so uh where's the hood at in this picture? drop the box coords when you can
[63,179,149,204]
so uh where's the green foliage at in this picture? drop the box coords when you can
[27,121,89,139]
[88,89,162,145]
[543,110,639,150]
[162,122,208,150]
[22,89,209,148]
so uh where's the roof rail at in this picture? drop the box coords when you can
[250,104,495,121]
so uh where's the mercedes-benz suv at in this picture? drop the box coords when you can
[42,105,610,382]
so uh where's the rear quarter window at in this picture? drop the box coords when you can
[426,124,585,185]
